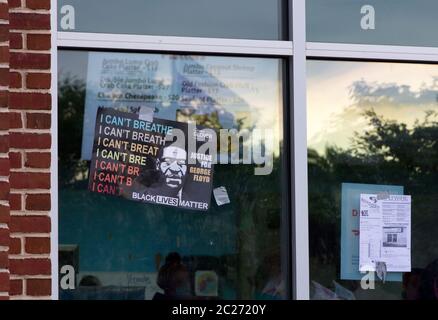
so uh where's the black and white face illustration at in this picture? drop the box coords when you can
[158,146,187,190]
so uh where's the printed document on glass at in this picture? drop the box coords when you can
[359,194,411,273]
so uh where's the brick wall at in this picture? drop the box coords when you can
[0,0,52,300]
[0,0,10,301]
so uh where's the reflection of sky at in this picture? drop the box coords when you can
[58,0,283,40]
[307,0,438,46]
[307,60,438,154]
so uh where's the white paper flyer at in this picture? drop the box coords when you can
[359,194,411,273]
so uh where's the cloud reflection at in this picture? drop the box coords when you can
[308,61,438,154]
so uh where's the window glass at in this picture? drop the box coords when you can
[307,0,438,47]
[58,0,288,40]
[58,50,289,300]
[308,60,438,300]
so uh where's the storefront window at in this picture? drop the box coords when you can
[308,60,438,299]
[58,50,289,300]
[58,0,288,40]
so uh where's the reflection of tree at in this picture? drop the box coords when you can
[215,156,283,299]
[182,110,283,299]
[58,76,88,187]
[310,109,438,286]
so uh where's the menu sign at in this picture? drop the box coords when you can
[81,51,279,160]
[88,107,214,211]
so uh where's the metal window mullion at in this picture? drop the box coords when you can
[307,42,438,62]
[291,0,310,300]
[58,32,293,56]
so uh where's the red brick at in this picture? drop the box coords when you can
[26,113,51,129]
[0,157,9,175]
[0,112,8,130]
[9,33,23,50]
[0,91,7,108]
[0,46,9,64]
[9,112,22,129]
[0,273,9,292]
[9,72,22,89]
[0,135,9,152]
[0,68,8,86]
[0,205,9,223]
[27,279,51,296]
[26,193,50,211]
[9,237,21,255]
[9,193,21,211]
[9,13,50,30]
[0,251,8,268]
[10,53,50,70]
[0,3,9,20]
[0,228,9,246]
[26,73,51,89]
[9,92,51,110]
[0,181,9,200]
[9,152,22,169]
[26,0,50,10]
[9,279,23,296]
[9,0,22,9]
[0,25,8,42]
[9,133,51,149]
[25,152,50,169]
[10,216,50,233]
[25,237,50,254]
[10,172,50,189]
[9,258,51,275]
[27,34,51,51]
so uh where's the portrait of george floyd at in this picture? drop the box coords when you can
[156,145,188,199]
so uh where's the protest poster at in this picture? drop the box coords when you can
[88,107,214,211]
